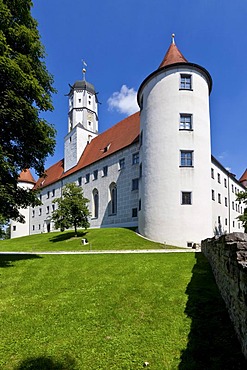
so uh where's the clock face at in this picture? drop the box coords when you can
[87,113,93,121]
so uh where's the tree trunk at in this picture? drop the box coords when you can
[74,222,77,237]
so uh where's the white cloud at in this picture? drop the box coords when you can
[107,85,139,115]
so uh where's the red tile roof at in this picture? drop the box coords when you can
[239,169,247,184]
[158,42,188,69]
[34,112,140,190]
[18,169,36,184]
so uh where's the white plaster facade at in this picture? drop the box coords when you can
[11,38,246,246]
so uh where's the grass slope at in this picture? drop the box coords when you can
[0,228,176,252]
[0,253,245,369]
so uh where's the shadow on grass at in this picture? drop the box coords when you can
[179,253,246,369]
[0,254,42,268]
[15,355,77,370]
[49,231,87,243]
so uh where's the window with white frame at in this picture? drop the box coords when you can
[217,173,221,183]
[211,168,214,179]
[109,183,117,215]
[218,193,221,204]
[180,151,193,167]
[179,114,192,130]
[180,74,192,90]
[102,166,108,177]
[132,178,139,191]
[85,173,90,183]
[93,170,98,180]
[225,197,228,207]
[119,158,125,170]
[212,189,215,201]
[181,192,192,205]
[92,189,99,218]
[132,152,139,165]
[132,208,138,218]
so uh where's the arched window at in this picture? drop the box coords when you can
[109,182,117,215]
[92,188,99,218]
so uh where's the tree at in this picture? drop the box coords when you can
[236,191,247,232]
[52,183,90,236]
[0,0,56,222]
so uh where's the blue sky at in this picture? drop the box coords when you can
[32,0,247,179]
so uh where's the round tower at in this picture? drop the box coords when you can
[10,169,36,238]
[137,35,213,247]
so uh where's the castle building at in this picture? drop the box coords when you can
[10,36,246,246]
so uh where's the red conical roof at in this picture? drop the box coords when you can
[18,169,36,184]
[239,169,247,184]
[158,34,188,68]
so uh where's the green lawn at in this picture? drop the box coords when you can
[0,252,245,369]
[0,228,177,252]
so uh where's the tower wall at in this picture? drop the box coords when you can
[138,66,213,247]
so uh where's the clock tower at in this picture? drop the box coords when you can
[64,73,99,172]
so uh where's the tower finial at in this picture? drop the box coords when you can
[82,59,87,81]
[171,33,175,44]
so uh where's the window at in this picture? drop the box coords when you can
[46,206,50,214]
[119,158,125,170]
[225,197,228,207]
[78,98,81,103]
[211,168,214,179]
[180,114,192,130]
[52,204,55,212]
[139,199,142,211]
[132,208,138,218]
[139,163,142,178]
[32,225,35,231]
[233,221,235,228]
[32,210,35,218]
[218,193,221,204]
[93,170,98,180]
[232,184,234,193]
[85,173,90,183]
[78,177,82,186]
[180,151,193,167]
[225,218,227,226]
[92,189,99,218]
[224,178,227,188]
[39,208,42,216]
[181,192,192,205]
[180,74,192,90]
[52,189,55,197]
[218,216,221,224]
[47,191,50,199]
[109,183,117,215]
[13,225,16,231]
[132,152,139,165]
[212,189,215,201]
[232,201,234,210]
[217,173,221,183]
[140,130,143,147]
[132,178,139,191]
[39,194,42,201]
[38,224,41,230]
[102,166,108,177]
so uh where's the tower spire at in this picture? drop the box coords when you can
[82,59,87,80]
[171,33,175,44]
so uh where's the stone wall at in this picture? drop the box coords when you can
[202,233,247,359]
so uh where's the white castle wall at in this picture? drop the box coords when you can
[30,143,140,234]
[211,160,245,236]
